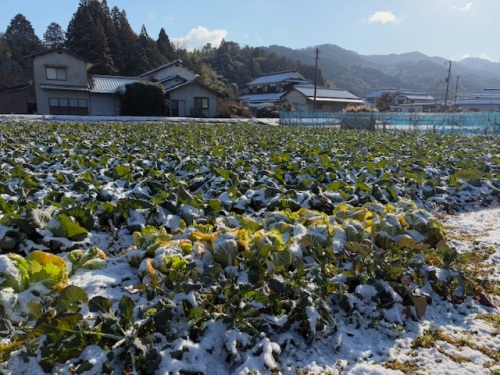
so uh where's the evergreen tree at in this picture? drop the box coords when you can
[213,39,237,84]
[376,92,394,112]
[89,19,117,74]
[98,0,122,72]
[66,0,117,74]
[157,28,176,61]
[43,22,66,49]
[111,7,142,75]
[0,37,26,88]
[5,14,44,58]
[137,25,166,72]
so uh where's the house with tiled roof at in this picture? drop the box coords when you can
[140,60,219,117]
[455,88,500,112]
[285,85,365,112]
[239,70,363,112]
[16,48,219,116]
[365,88,438,112]
[239,71,310,109]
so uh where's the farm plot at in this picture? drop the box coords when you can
[0,122,499,374]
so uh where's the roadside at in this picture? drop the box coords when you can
[0,114,280,125]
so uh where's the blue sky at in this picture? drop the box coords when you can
[1,0,499,62]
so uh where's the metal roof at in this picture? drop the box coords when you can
[89,75,146,94]
[482,89,500,96]
[40,83,89,92]
[366,89,433,100]
[247,71,309,86]
[456,98,500,105]
[239,92,287,103]
[292,85,361,101]
[401,94,435,101]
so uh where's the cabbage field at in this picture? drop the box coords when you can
[0,121,498,374]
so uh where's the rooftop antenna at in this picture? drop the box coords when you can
[313,48,319,112]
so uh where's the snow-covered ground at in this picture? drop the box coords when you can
[0,116,497,374]
[45,207,500,374]
[272,206,500,374]
[0,114,280,126]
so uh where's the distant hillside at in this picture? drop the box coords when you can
[265,44,500,99]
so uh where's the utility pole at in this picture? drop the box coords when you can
[443,61,452,111]
[454,75,460,109]
[313,48,319,113]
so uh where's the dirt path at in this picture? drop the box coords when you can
[443,205,500,286]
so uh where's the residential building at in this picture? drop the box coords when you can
[140,60,219,117]
[239,70,310,109]
[366,88,438,112]
[6,48,219,117]
[25,49,95,115]
[239,70,363,112]
[284,85,365,112]
[455,88,500,112]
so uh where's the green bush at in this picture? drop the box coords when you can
[119,81,166,116]
[217,98,253,118]
[255,103,280,118]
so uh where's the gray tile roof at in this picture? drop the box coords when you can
[456,98,500,105]
[239,92,287,103]
[89,75,146,94]
[293,85,362,101]
[247,71,309,86]
[403,95,434,101]
[40,83,89,92]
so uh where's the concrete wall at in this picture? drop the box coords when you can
[32,50,90,114]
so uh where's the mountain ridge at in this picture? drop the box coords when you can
[264,43,500,98]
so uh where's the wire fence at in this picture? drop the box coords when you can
[279,112,500,135]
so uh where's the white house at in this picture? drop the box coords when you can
[140,60,219,117]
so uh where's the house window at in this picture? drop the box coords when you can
[194,97,209,110]
[49,98,88,115]
[46,67,67,81]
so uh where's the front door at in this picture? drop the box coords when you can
[170,100,186,117]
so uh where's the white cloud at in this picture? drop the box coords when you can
[148,10,157,19]
[479,52,492,61]
[172,26,227,51]
[460,52,492,61]
[451,2,473,12]
[367,11,402,24]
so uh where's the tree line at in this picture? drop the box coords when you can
[0,0,324,100]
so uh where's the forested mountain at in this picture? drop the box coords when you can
[266,44,500,98]
[2,0,500,100]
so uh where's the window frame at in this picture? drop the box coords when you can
[48,97,88,115]
[45,66,67,81]
[194,97,209,110]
